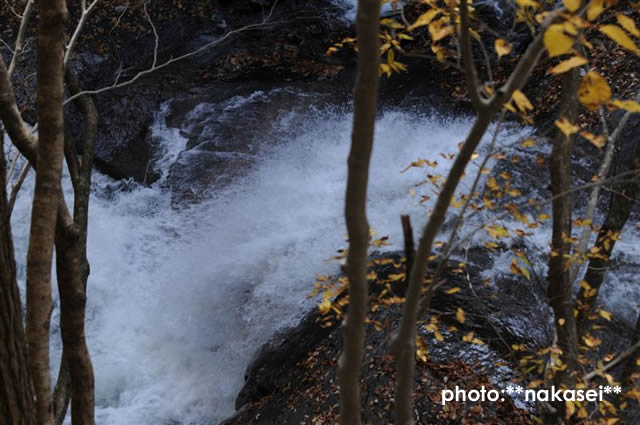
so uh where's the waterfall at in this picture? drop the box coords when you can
[6,88,638,424]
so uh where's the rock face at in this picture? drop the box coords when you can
[8,0,354,184]
[222,243,636,425]
[159,80,351,203]
[222,252,551,425]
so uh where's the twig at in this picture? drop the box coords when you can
[142,1,159,69]
[583,340,640,382]
[476,36,494,84]
[3,0,22,18]
[447,168,640,262]
[8,161,30,215]
[571,91,640,282]
[418,111,505,316]
[8,0,35,77]
[64,0,281,105]
[64,0,101,68]
[460,0,483,111]
[401,214,415,282]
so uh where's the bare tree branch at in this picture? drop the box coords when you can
[64,1,281,105]
[7,0,35,77]
[64,0,100,68]
[0,56,38,160]
[460,0,483,111]
[7,161,30,215]
[418,111,504,317]
[338,0,380,423]
[584,340,640,382]
[142,1,159,69]
[391,11,558,423]
[444,168,640,270]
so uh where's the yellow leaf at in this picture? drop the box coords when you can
[445,287,461,294]
[380,63,392,77]
[495,38,513,58]
[599,24,640,55]
[558,318,566,325]
[579,280,591,290]
[484,224,509,239]
[429,22,455,42]
[488,176,500,191]
[574,218,593,227]
[538,213,550,221]
[431,44,446,62]
[318,299,332,314]
[610,99,640,112]
[544,24,575,57]
[388,273,405,281]
[555,117,580,137]
[521,139,535,148]
[516,0,540,8]
[580,131,606,148]
[456,308,466,324]
[578,71,611,110]
[505,185,522,197]
[586,0,605,21]
[600,310,612,321]
[563,0,581,13]
[617,14,640,38]
[582,334,602,348]
[512,90,534,112]
[408,9,441,31]
[484,242,499,251]
[434,330,444,342]
[550,55,587,74]
[416,335,429,362]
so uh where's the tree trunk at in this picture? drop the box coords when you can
[391,4,553,424]
[576,140,640,336]
[0,130,37,425]
[53,350,72,425]
[52,67,97,425]
[55,229,95,425]
[622,312,640,388]
[546,69,580,422]
[26,1,68,424]
[338,1,380,424]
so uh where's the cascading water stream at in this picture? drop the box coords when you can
[7,98,487,423]
[6,88,638,424]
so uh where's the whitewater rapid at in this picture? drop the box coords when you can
[6,90,638,424]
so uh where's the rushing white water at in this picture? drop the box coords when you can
[7,100,485,424]
[6,90,638,425]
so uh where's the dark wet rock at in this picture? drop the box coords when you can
[159,81,351,203]
[222,237,637,425]
[7,0,354,183]
[222,250,551,425]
